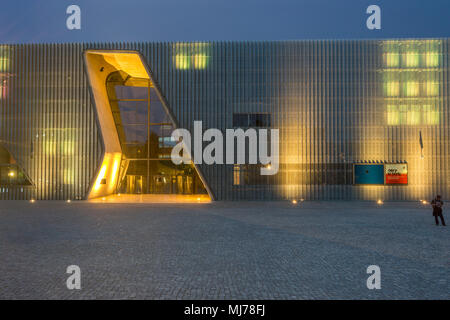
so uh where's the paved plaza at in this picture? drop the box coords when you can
[0,200,448,299]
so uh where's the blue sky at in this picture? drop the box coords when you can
[0,0,449,43]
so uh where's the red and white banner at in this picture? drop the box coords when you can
[385,164,408,184]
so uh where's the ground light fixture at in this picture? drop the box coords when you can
[377,199,383,205]
[30,199,35,203]
[292,199,297,204]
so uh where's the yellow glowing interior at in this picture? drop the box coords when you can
[425,52,439,67]
[85,50,212,201]
[192,54,208,69]
[386,104,440,126]
[423,105,440,125]
[426,82,439,96]
[385,81,399,96]
[0,80,4,99]
[386,105,399,125]
[0,57,9,72]
[92,152,122,194]
[94,163,107,191]
[84,51,151,199]
[173,43,210,70]
[404,81,419,96]
[175,54,190,70]
[407,108,420,125]
[110,154,121,187]
[385,52,399,67]
[403,52,419,67]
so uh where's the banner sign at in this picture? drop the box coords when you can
[385,163,408,184]
[354,164,384,185]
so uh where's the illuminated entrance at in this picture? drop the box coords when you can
[106,71,207,195]
[84,51,211,201]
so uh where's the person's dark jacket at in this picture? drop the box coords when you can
[431,198,444,216]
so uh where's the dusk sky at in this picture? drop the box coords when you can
[0,0,449,43]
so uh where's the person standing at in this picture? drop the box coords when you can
[431,195,446,226]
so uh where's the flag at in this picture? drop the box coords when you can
[419,131,423,149]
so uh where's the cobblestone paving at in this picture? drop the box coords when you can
[0,201,448,299]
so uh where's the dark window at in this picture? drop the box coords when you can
[233,113,271,128]
[233,114,249,127]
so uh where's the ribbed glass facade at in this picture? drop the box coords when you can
[0,39,449,200]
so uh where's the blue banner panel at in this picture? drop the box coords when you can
[354,164,384,185]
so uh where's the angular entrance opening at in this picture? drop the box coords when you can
[84,51,211,202]
[106,71,208,196]
[0,145,32,186]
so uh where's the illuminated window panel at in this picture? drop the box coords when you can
[398,105,408,124]
[425,52,439,67]
[174,54,191,70]
[233,164,241,185]
[192,54,209,69]
[384,53,399,67]
[423,105,440,125]
[426,82,439,96]
[386,105,399,125]
[407,106,421,125]
[62,141,75,155]
[404,82,419,97]
[0,80,5,99]
[403,52,419,67]
[384,81,399,97]
[0,57,9,72]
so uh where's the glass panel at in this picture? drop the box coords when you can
[117,160,147,194]
[114,85,148,100]
[149,88,171,124]
[123,143,147,159]
[147,160,206,194]
[149,125,175,159]
[250,113,270,127]
[121,125,148,144]
[233,114,248,127]
[116,100,147,125]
